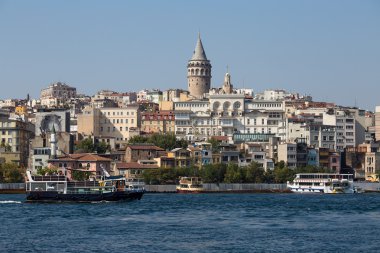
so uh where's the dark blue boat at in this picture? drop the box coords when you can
[25,172,144,203]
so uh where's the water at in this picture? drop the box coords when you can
[1,193,380,253]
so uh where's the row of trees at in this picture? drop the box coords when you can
[75,138,110,154]
[142,162,333,185]
[128,133,188,150]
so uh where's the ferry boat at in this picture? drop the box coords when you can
[287,173,355,194]
[176,177,204,193]
[25,171,145,202]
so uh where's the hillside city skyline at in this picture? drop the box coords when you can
[0,1,379,111]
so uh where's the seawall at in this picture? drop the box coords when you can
[2,182,380,194]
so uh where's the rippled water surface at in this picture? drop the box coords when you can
[1,193,380,253]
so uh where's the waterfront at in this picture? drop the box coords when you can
[1,194,380,253]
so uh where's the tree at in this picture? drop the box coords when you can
[96,141,109,154]
[71,169,92,181]
[0,163,24,183]
[128,135,149,144]
[273,167,295,183]
[0,142,12,152]
[75,138,94,153]
[201,163,226,183]
[128,133,188,150]
[224,163,245,183]
[75,138,109,154]
[37,167,58,176]
[245,162,265,183]
[207,138,220,152]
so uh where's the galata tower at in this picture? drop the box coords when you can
[187,34,212,98]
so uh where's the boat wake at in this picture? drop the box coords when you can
[0,200,22,204]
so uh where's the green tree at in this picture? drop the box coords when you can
[71,169,92,181]
[245,162,265,183]
[96,141,109,154]
[207,138,220,152]
[201,163,226,183]
[128,135,149,144]
[75,138,94,153]
[273,167,295,183]
[75,138,109,154]
[128,133,188,151]
[224,163,245,183]
[0,163,24,183]
[0,142,12,152]
[37,167,58,176]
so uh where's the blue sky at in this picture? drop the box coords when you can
[0,0,379,110]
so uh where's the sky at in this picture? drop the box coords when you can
[0,0,379,110]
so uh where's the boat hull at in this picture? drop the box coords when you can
[26,191,144,203]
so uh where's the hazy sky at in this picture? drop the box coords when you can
[0,0,379,110]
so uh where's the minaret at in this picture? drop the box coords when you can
[187,33,212,98]
[50,125,57,159]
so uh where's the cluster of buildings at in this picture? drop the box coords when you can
[1,35,380,182]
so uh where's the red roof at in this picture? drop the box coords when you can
[211,136,229,141]
[54,153,112,162]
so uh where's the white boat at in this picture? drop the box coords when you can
[287,173,355,194]
[176,177,204,193]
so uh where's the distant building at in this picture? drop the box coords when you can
[375,106,380,142]
[40,82,77,107]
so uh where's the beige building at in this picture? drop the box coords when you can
[40,82,77,100]
[0,113,34,167]
[278,143,297,168]
[376,106,380,142]
[77,105,140,148]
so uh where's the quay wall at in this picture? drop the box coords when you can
[354,182,380,192]
[2,182,380,193]
[0,183,26,193]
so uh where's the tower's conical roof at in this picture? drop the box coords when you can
[191,34,208,61]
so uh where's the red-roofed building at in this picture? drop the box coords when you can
[125,144,166,163]
[48,153,112,179]
[141,110,175,134]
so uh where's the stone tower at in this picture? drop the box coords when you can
[222,71,233,94]
[187,34,212,98]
